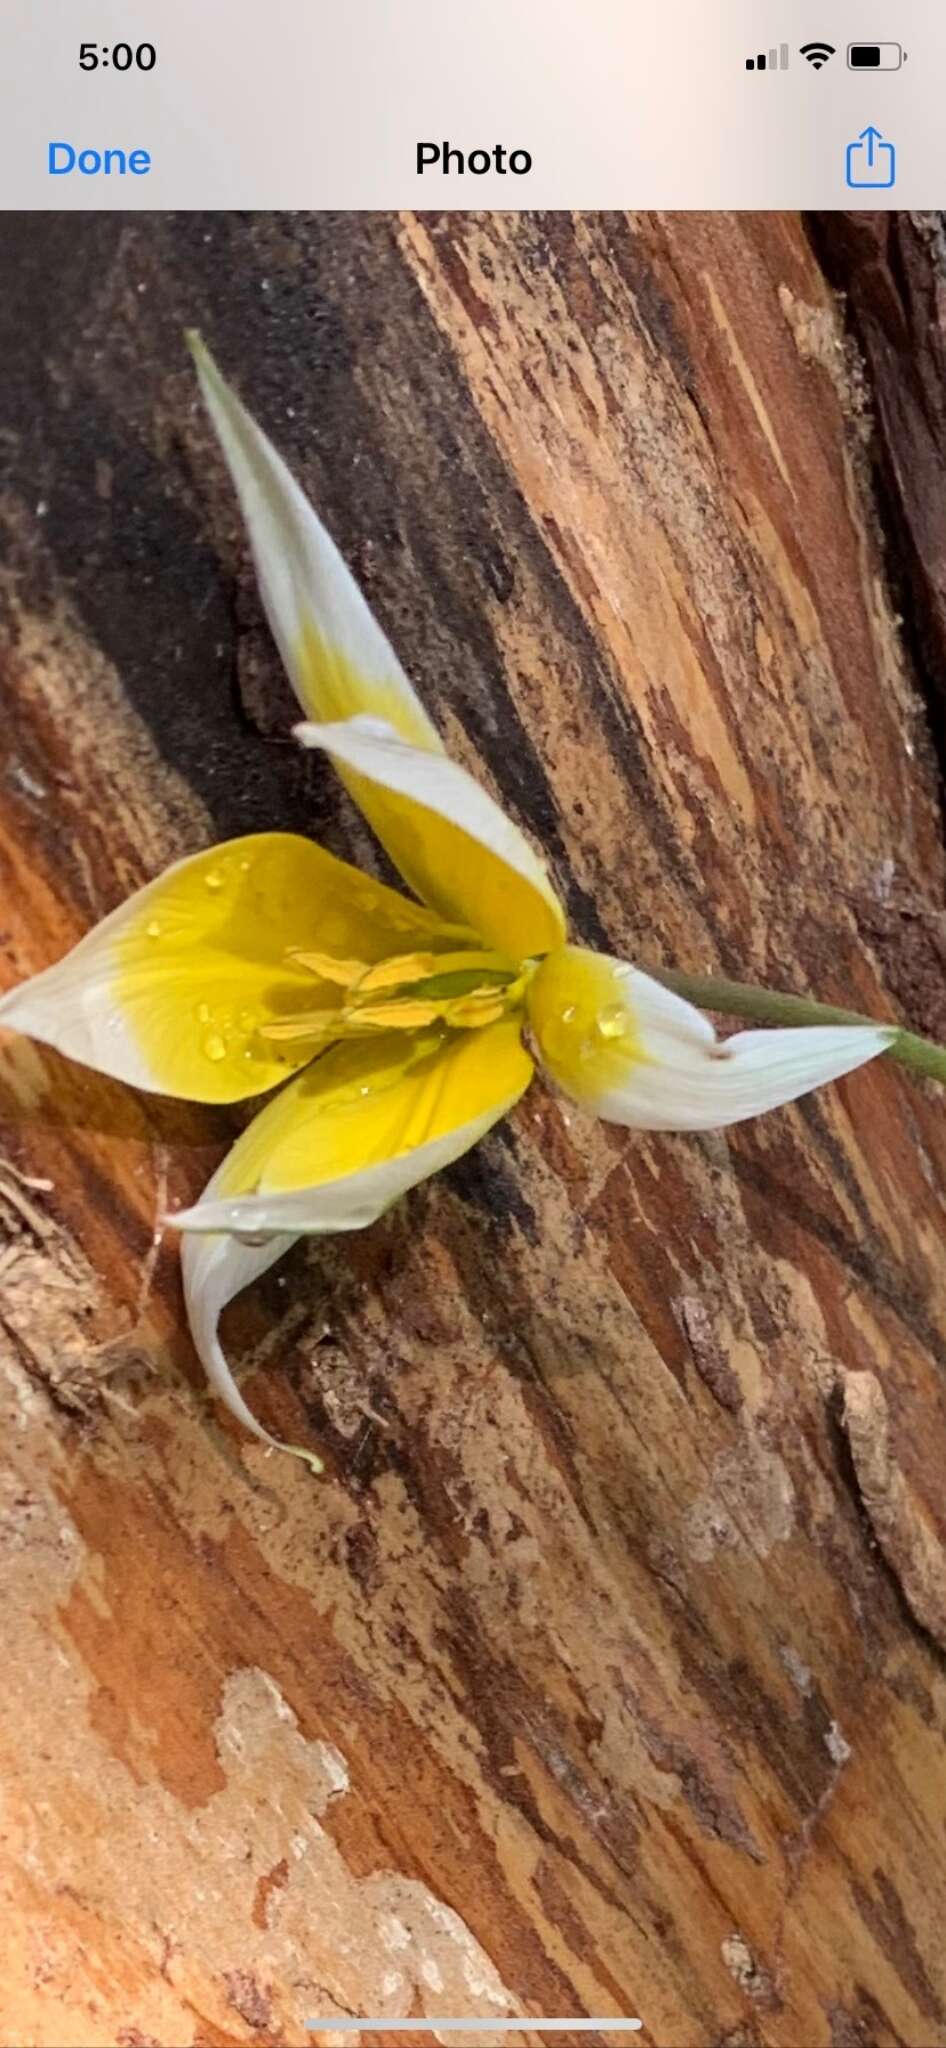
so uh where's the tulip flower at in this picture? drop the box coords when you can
[0,339,908,1468]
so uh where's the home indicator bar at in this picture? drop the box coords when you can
[304,2023,644,2036]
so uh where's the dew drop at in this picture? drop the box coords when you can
[561,1003,576,1024]
[146,919,161,939]
[203,1032,227,1062]
[239,858,251,874]
[197,1002,211,1024]
[597,1002,629,1041]
[204,869,224,893]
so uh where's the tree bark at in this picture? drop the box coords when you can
[1,211,946,2048]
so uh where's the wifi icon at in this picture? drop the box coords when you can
[800,40,836,69]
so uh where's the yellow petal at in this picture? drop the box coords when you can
[528,945,894,1130]
[298,716,566,960]
[0,833,459,1103]
[188,334,441,753]
[171,1016,533,1234]
[176,1019,532,1455]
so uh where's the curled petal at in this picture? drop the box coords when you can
[189,332,441,752]
[0,833,455,1102]
[527,946,894,1131]
[173,1019,533,1453]
[297,715,565,962]
[180,1229,322,1468]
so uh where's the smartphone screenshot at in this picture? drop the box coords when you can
[1,5,944,2046]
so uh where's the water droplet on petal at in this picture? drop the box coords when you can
[204,869,224,892]
[203,1032,226,1061]
[197,1002,211,1024]
[146,920,161,939]
[597,1002,629,1041]
[561,1004,576,1024]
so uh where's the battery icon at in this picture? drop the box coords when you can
[847,42,905,68]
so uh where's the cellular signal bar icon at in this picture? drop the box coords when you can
[746,44,789,71]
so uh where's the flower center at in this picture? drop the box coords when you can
[259,945,527,1050]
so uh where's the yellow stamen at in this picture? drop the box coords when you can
[352,997,443,1029]
[354,951,440,994]
[258,1010,343,1044]
[289,949,367,987]
[443,995,507,1028]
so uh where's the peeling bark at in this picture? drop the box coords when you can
[1,211,946,2048]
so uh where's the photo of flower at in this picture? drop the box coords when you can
[1,210,944,2047]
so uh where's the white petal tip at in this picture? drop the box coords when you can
[293,715,399,750]
[285,1444,326,1476]
[0,983,59,1049]
[0,981,31,1023]
[165,1202,244,1235]
[293,720,324,751]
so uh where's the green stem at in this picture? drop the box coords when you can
[647,967,946,1087]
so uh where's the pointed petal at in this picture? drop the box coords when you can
[188,339,565,959]
[189,333,441,752]
[527,946,894,1131]
[0,832,455,1102]
[170,1015,534,1235]
[297,716,565,960]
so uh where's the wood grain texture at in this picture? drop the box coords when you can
[1,211,946,2048]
